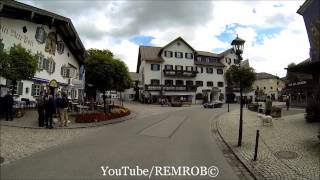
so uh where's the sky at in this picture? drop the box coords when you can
[19,0,310,77]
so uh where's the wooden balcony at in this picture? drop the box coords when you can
[145,84,197,92]
[163,69,197,78]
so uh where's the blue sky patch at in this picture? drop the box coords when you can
[216,23,248,43]
[129,35,154,45]
[254,27,282,44]
[273,4,284,8]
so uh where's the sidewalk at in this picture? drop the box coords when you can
[217,107,320,180]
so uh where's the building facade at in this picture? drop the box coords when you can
[0,0,86,102]
[253,72,285,101]
[136,37,238,104]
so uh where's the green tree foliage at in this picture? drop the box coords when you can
[84,48,132,111]
[225,65,256,90]
[1,44,37,94]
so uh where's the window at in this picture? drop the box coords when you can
[218,82,224,87]
[175,52,183,58]
[37,55,44,70]
[206,67,213,74]
[186,80,193,86]
[164,51,173,57]
[175,65,183,71]
[257,86,259,90]
[185,53,193,59]
[270,86,273,90]
[165,80,173,86]
[176,80,184,86]
[6,80,23,95]
[164,64,173,70]
[62,67,77,78]
[217,69,223,74]
[70,89,77,99]
[264,87,266,90]
[234,59,239,64]
[151,64,160,71]
[197,56,201,61]
[206,57,210,63]
[200,67,203,73]
[207,81,213,87]
[31,84,42,96]
[186,66,193,71]
[151,79,160,85]
[196,81,203,87]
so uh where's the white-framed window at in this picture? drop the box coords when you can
[175,65,183,71]
[197,56,201,61]
[164,64,173,70]
[151,79,160,85]
[217,69,223,74]
[186,66,193,71]
[185,53,193,59]
[175,52,183,58]
[151,64,160,71]
[206,67,213,74]
[206,57,210,63]
[164,51,173,57]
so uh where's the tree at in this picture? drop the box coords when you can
[226,65,256,146]
[112,59,132,106]
[84,49,132,111]
[85,49,116,113]
[1,44,37,95]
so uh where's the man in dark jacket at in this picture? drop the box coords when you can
[44,95,55,129]
[3,92,14,121]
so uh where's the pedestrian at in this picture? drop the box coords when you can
[286,96,290,111]
[44,94,55,129]
[3,92,14,121]
[265,96,272,116]
[36,91,45,127]
[58,92,69,127]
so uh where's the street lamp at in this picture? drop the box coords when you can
[231,35,245,147]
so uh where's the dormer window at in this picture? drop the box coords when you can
[164,51,173,57]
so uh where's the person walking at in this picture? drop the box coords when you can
[36,91,45,127]
[286,96,290,111]
[265,96,272,116]
[3,92,14,121]
[44,94,55,129]
[58,92,69,127]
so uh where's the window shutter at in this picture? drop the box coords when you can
[164,51,167,57]
[18,81,23,95]
[6,79,12,87]
[31,84,35,96]
[175,52,177,58]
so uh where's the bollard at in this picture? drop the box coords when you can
[228,102,230,112]
[253,130,260,161]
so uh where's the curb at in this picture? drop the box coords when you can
[214,110,264,180]
[0,111,137,130]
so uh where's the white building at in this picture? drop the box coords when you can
[0,0,86,102]
[136,37,239,104]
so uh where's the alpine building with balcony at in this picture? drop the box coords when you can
[136,37,239,104]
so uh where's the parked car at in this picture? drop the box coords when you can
[203,100,223,108]
[171,101,182,107]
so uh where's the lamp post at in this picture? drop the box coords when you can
[231,35,245,147]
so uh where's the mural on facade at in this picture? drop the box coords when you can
[45,32,56,55]
[56,40,64,54]
[35,26,47,44]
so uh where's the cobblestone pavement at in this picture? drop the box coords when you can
[0,126,102,165]
[217,107,320,180]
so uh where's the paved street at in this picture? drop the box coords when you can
[1,104,243,180]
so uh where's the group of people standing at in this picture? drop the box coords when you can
[37,91,69,129]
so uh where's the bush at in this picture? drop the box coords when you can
[248,103,259,112]
[75,108,130,123]
[271,106,282,118]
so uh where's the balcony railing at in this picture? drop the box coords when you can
[163,69,197,77]
[145,84,198,92]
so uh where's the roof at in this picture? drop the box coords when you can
[256,72,278,80]
[139,46,164,62]
[129,72,140,81]
[287,58,320,73]
[196,51,219,57]
[159,37,196,54]
[297,0,313,15]
[0,0,87,63]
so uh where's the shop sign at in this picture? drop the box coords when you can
[288,81,307,87]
